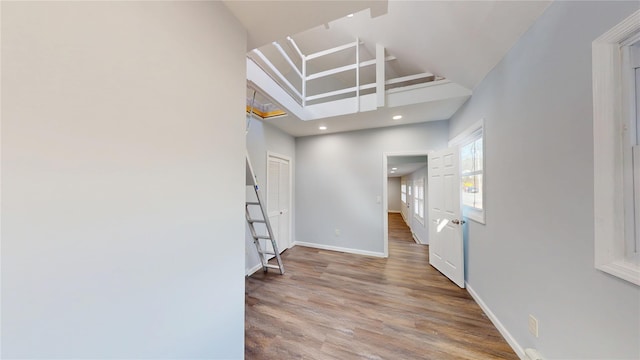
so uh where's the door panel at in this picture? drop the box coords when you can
[428,147,465,288]
[267,155,291,255]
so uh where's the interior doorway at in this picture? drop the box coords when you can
[382,151,430,257]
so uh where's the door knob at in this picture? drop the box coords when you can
[451,219,466,225]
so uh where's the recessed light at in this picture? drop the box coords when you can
[347,13,354,18]
[392,167,398,170]
[318,126,327,130]
[392,115,402,120]
[390,170,396,173]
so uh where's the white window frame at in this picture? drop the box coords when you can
[449,119,485,224]
[414,178,425,224]
[593,9,640,286]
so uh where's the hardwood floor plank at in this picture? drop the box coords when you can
[246,213,517,359]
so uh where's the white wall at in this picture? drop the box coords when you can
[402,165,429,244]
[296,121,448,255]
[387,177,402,212]
[449,1,640,359]
[1,2,246,358]
[245,117,296,274]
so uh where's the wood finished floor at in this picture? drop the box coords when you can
[245,213,517,359]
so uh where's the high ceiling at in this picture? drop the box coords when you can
[225,1,552,137]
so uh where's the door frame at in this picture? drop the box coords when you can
[266,151,293,250]
[382,150,432,257]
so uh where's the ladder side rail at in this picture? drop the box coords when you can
[253,185,285,274]
[246,204,269,271]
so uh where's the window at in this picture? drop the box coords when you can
[414,178,424,223]
[450,119,484,224]
[628,42,640,264]
[401,180,407,204]
[593,9,640,286]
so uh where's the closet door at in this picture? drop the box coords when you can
[267,154,291,254]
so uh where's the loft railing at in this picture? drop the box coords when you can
[249,37,441,109]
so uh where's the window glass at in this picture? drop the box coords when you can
[460,134,483,212]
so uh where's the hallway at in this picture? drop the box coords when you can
[245,213,517,359]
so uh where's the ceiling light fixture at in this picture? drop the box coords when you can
[318,126,327,130]
[347,13,354,18]
[390,170,396,173]
[392,167,398,170]
[392,115,403,120]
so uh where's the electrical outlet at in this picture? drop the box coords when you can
[335,228,341,237]
[528,315,539,338]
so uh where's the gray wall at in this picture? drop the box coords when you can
[1,2,246,358]
[246,118,296,274]
[296,121,448,254]
[403,166,429,244]
[387,177,402,212]
[449,1,640,359]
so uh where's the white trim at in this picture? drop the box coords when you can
[306,86,357,101]
[251,49,302,100]
[400,208,408,225]
[464,207,485,224]
[466,284,526,360]
[385,72,434,85]
[246,263,263,277]
[387,210,401,214]
[412,232,426,245]
[359,55,396,68]
[385,79,450,95]
[273,41,302,79]
[307,63,358,81]
[450,119,486,224]
[286,36,305,59]
[592,9,640,286]
[306,41,361,60]
[449,118,484,147]
[293,242,385,258]
[376,44,385,107]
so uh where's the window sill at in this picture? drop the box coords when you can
[463,207,485,225]
[597,260,640,286]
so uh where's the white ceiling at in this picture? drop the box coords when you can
[388,155,427,177]
[227,0,552,137]
[224,1,389,50]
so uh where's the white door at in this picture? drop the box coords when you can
[267,154,290,254]
[428,147,465,288]
[406,180,413,223]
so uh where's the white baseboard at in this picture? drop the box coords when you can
[466,283,526,360]
[388,210,401,213]
[400,212,409,225]
[293,241,386,258]
[246,263,262,276]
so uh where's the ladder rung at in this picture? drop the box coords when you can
[246,201,260,206]
[265,264,281,270]
[257,250,277,256]
[254,235,271,239]
[248,219,266,224]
